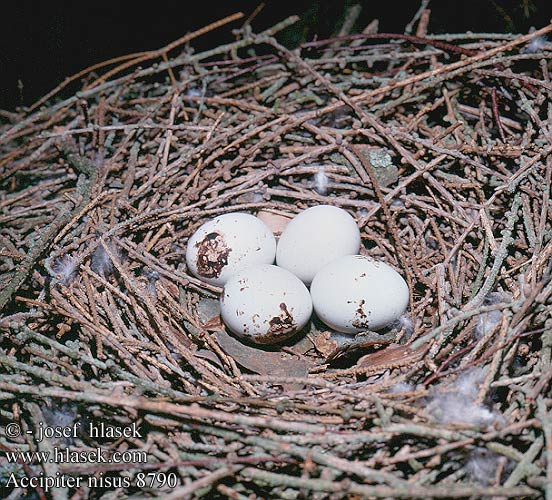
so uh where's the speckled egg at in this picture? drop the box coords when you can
[186,213,276,286]
[276,205,361,284]
[310,255,409,333]
[220,265,312,344]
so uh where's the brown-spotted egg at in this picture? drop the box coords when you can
[310,255,409,333]
[186,213,276,286]
[220,264,312,344]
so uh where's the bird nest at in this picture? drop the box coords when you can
[1,11,552,500]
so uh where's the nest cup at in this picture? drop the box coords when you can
[1,12,551,499]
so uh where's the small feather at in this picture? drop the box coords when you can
[91,242,120,277]
[314,167,329,195]
[52,255,78,284]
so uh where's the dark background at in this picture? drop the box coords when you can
[1,0,551,111]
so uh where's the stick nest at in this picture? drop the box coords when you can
[1,14,551,500]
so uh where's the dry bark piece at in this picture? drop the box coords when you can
[202,315,224,331]
[311,331,340,358]
[196,297,222,324]
[194,349,225,369]
[325,331,396,363]
[356,343,428,370]
[214,330,308,378]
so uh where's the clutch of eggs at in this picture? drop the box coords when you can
[186,207,409,345]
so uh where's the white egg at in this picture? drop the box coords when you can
[220,264,312,344]
[310,255,409,333]
[276,205,361,284]
[186,213,276,286]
